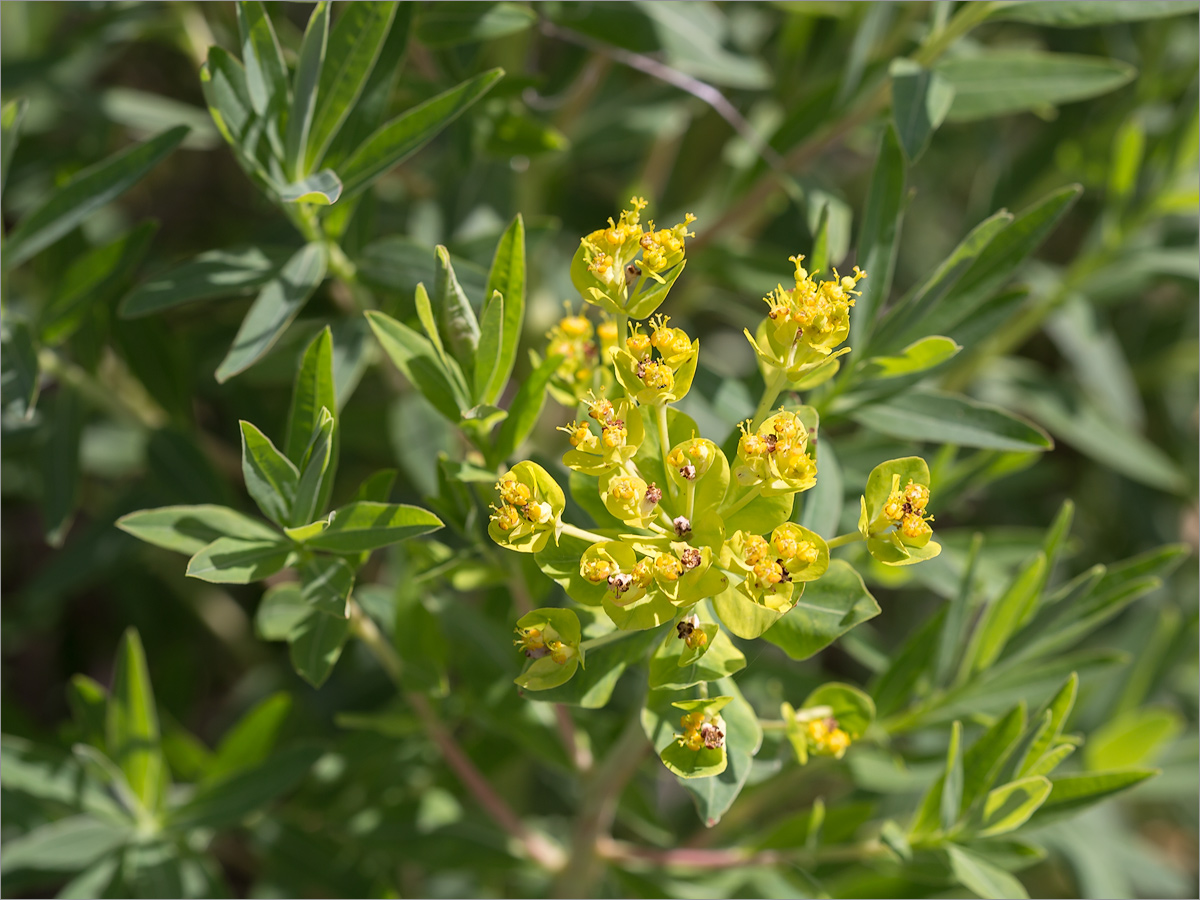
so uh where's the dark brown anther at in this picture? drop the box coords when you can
[673,516,692,537]
[624,263,642,287]
[680,463,697,480]
[644,483,663,504]
[681,548,702,570]
[777,559,792,583]
[700,722,725,749]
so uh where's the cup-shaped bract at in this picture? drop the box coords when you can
[858,457,941,566]
[782,682,875,764]
[660,696,732,778]
[733,409,818,497]
[513,607,583,690]
[488,461,565,553]
[561,396,644,475]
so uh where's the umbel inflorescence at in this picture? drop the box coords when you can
[489,198,941,777]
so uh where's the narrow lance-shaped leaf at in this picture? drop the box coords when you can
[890,59,954,162]
[3,126,188,271]
[116,504,280,556]
[240,420,300,525]
[290,408,335,527]
[305,0,397,170]
[474,290,505,404]
[850,124,905,353]
[365,309,464,421]
[216,242,327,383]
[285,1,330,178]
[237,0,290,160]
[286,326,338,464]
[306,501,443,553]
[339,68,503,198]
[200,48,277,195]
[480,213,526,404]
[106,629,166,814]
[434,245,480,379]
[1,318,41,420]
[119,244,291,319]
[208,692,292,780]
[851,390,1053,452]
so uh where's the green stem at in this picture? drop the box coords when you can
[654,402,677,500]
[826,531,866,549]
[750,366,788,431]
[561,522,609,545]
[719,484,762,519]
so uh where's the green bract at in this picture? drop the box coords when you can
[487,461,565,554]
[513,607,583,691]
[659,696,733,779]
[858,456,943,566]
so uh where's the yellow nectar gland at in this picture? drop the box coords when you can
[547,640,574,665]
[602,422,627,449]
[904,481,930,512]
[685,629,708,651]
[640,361,673,390]
[514,626,544,655]
[581,557,615,584]
[773,533,799,559]
[794,541,819,565]
[753,559,784,588]
[667,447,687,469]
[807,717,852,757]
[587,396,616,424]
[562,420,594,448]
[494,504,521,532]
[884,478,934,536]
[901,513,932,540]
[772,410,801,442]
[738,422,768,457]
[655,553,684,582]
[679,709,724,751]
[743,534,770,566]
[588,252,615,279]
[497,475,531,507]
[626,327,651,357]
[611,477,640,502]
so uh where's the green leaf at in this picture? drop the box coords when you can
[106,629,166,814]
[116,504,279,556]
[535,628,659,708]
[934,532,983,687]
[365,309,464,421]
[851,124,906,352]
[306,0,397,170]
[968,552,1047,674]
[491,353,562,465]
[889,59,954,162]
[974,775,1052,837]
[240,420,299,525]
[290,408,335,526]
[289,611,352,687]
[989,1,1198,27]
[921,186,1081,337]
[169,745,321,829]
[41,385,82,547]
[683,679,763,826]
[942,721,965,831]
[763,560,881,660]
[298,555,353,618]
[339,68,503,198]
[200,47,278,195]
[255,584,311,642]
[1,97,29,197]
[1,815,129,874]
[286,325,338,459]
[215,242,327,383]
[279,169,343,204]
[1083,707,1182,771]
[416,2,536,46]
[394,591,449,695]
[41,222,157,346]
[947,844,1029,899]
[1,318,41,420]
[473,290,505,404]
[1019,673,1077,775]
[1027,769,1157,827]
[851,390,1053,452]
[237,1,291,119]
[185,536,293,584]
[0,736,121,819]
[208,693,292,781]
[285,1,330,178]
[960,702,1026,816]
[862,336,960,380]
[799,434,842,539]
[119,244,290,318]
[306,501,443,553]
[871,606,944,718]
[534,533,608,607]
[434,245,480,378]
[649,626,746,691]
[3,126,187,272]
[481,214,526,405]
[936,52,1136,122]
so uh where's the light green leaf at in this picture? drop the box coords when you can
[186,537,293,584]
[116,504,278,556]
[306,501,443,553]
[284,1,329,178]
[279,169,343,204]
[947,844,1029,899]
[473,291,505,404]
[169,745,321,829]
[942,721,964,831]
[238,1,291,118]
[208,693,292,781]
[763,560,881,660]
[119,244,290,318]
[968,552,1047,673]
[434,245,480,378]
[290,408,335,527]
[975,775,1052,837]
[649,626,746,691]
[216,242,327,383]
[862,336,960,379]
[534,628,659,708]
[199,47,278,194]
[989,1,1198,27]
[240,420,299,525]
[306,0,397,170]
[365,309,465,421]
[106,629,166,814]
[3,126,187,271]
[851,390,1053,452]
[286,324,338,459]
[799,434,842,539]
[1084,707,1183,771]
[255,584,310,642]
[339,68,503,198]
[1,815,129,874]
[289,611,351,687]
[1028,769,1157,827]
[1,97,29,197]
[890,59,954,162]
[961,702,1026,816]
[1019,673,1077,775]
[491,353,562,465]
[298,555,353,618]
[481,214,526,405]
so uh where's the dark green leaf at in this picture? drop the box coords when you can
[0,736,122,819]
[240,420,299,525]
[119,245,290,318]
[3,127,187,271]
[1027,769,1157,827]
[416,2,535,46]
[850,124,905,352]
[289,612,351,687]
[185,537,293,584]
[967,552,1047,674]
[889,59,954,162]
[434,245,480,378]
[290,408,335,526]
[947,844,1029,899]
[851,390,1053,452]
[365,309,464,421]
[284,1,330,178]
[298,555,354,618]
[305,501,443,553]
[989,1,1198,27]
[106,629,166,814]
[937,52,1136,122]
[169,745,320,830]
[286,326,338,463]
[238,1,291,119]
[215,242,327,383]
[255,584,310,642]
[961,702,1026,816]
[306,0,397,170]
[41,386,82,547]
[1,97,29,197]
[1,318,40,420]
[208,693,292,781]
[763,560,881,660]
[339,68,503,198]
[116,504,279,556]
[491,353,562,465]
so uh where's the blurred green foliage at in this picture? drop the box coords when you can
[1,2,1197,898]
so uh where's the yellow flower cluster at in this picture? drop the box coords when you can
[545,305,614,402]
[882,477,933,541]
[807,716,852,758]
[734,409,817,494]
[678,710,725,751]
[513,625,575,665]
[763,255,865,355]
